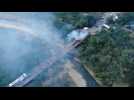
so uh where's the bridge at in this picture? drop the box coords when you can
[11,38,86,87]
[8,12,119,87]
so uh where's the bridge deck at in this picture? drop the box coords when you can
[13,40,82,87]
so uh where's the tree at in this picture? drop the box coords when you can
[116,12,134,26]
[78,27,134,86]
[53,12,101,37]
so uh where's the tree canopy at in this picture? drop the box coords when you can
[78,27,134,86]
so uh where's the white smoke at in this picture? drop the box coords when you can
[0,12,66,85]
[67,28,89,41]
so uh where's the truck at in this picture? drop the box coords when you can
[8,73,28,87]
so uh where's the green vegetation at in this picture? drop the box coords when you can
[78,27,134,86]
[79,23,134,86]
[107,12,134,26]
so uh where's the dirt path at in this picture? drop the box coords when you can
[64,60,87,87]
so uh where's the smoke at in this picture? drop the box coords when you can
[0,12,66,85]
[67,28,89,42]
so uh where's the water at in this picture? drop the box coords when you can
[0,12,65,86]
[0,28,52,86]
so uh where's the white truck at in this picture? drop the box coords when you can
[8,73,28,87]
[102,24,110,29]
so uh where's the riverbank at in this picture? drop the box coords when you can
[73,57,103,86]
[64,60,87,87]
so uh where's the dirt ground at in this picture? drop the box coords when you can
[64,60,87,87]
